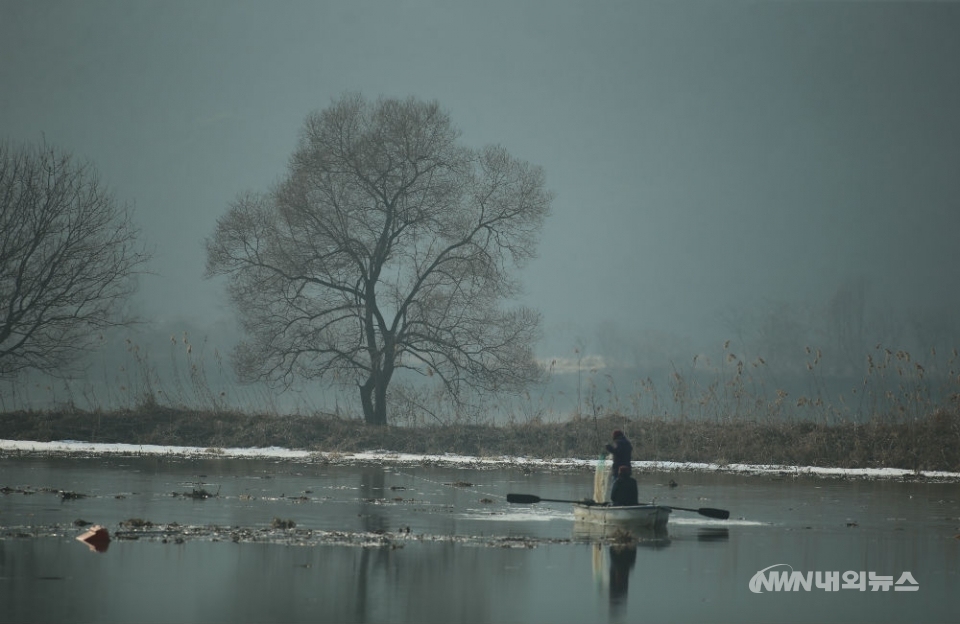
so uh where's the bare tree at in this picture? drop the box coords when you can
[206,94,552,425]
[0,141,149,379]
[824,275,868,375]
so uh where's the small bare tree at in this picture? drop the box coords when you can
[206,94,552,425]
[824,276,868,375]
[0,141,149,379]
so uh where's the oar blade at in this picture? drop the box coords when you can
[506,493,541,504]
[699,507,730,520]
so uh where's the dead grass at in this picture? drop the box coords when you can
[1,402,958,472]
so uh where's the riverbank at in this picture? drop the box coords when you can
[3,438,959,482]
[1,404,958,477]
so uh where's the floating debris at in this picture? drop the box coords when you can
[271,518,296,530]
[173,487,218,499]
[9,520,578,550]
[608,528,637,544]
[120,518,154,528]
[76,525,110,552]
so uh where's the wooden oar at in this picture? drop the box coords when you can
[506,493,730,520]
[660,504,730,520]
[507,493,598,505]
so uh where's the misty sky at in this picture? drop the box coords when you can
[2,0,959,365]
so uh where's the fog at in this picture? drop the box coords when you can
[2,1,959,416]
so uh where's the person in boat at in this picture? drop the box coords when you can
[605,429,633,479]
[609,465,639,506]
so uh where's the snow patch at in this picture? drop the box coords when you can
[1,439,957,481]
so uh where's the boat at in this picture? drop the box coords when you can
[573,516,671,542]
[572,502,671,530]
[506,493,727,529]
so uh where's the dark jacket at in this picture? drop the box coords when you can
[605,436,633,476]
[610,474,639,506]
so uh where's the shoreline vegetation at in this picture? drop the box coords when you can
[1,403,957,475]
[2,342,958,476]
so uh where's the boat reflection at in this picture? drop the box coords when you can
[582,525,671,621]
[607,542,636,613]
[573,521,671,545]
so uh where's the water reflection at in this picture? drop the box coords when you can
[4,456,959,623]
[572,521,671,544]
[357,467,390,623]
[697,527,729,542]
[358,467,388,532]
[586,527,672,622]
[594,528,727,621]
[607,543,636,617]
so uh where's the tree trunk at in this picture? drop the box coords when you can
[359,379,375,425]
[359,371,390,426]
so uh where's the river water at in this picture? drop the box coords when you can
[0,452,957,623]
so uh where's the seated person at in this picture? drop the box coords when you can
[610,465,639,506]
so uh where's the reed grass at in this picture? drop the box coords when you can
[0,337,958,473]
[1,402,957,472]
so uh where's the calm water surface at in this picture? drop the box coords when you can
[1,455,957,623]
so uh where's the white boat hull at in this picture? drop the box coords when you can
[573,503,671,529]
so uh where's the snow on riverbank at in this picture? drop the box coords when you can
[2,438,958,481]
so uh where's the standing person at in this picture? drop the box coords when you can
[605,429,633,479]
[610,465,639,506]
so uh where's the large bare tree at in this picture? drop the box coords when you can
[206,94,552,425]
[0,141,149,379]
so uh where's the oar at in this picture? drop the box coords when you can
[506,493,730,520]
[665,505,730,520]
[507,493,598,505]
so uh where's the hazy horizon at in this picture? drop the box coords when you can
[3,1,958,415]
